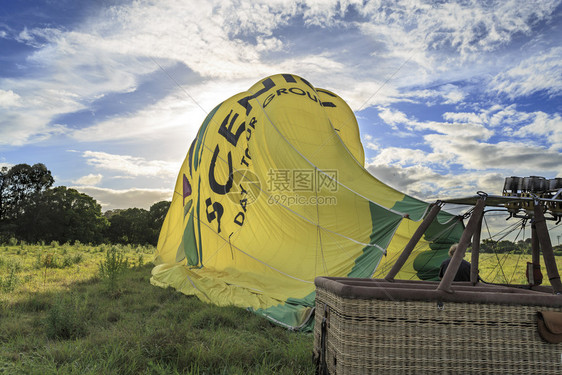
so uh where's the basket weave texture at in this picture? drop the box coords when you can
[314,284,562,375]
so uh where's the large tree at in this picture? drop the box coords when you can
[149,200,171,244]
[1,163,54,240]
[105,208,151,245]
[17,186,109,244]
[1,163,54,221]
[104,201,170,246]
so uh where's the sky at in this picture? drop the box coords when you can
[1,0,561,242]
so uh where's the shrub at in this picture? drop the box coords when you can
[73,252,84,264]
[1,262,20,292]
[99,246,129,292]
[62,255,73,268]
[44,293,88,340]
[37,253,59,269]
[136,253,144,268]
[34,251,84,270]
[62,252,84,268]
[8,237,17,246]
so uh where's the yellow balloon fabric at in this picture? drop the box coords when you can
[151,74,463,330]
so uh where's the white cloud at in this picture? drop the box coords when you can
[442,111,483,124]
[424,134,562,172]
[368,103,562,181]
[376,106,494,141]
[515,111,562,151]
[73,186,171,211]
[1,0,559,148]
[447,105,562,151]
[67,75,269,147]
[439,84,465,104]
[0,90,22,107]
[490,47,562,98]
[73,174,103,186]
[395,84,466,106]
[487,105,530,128]
[367,161,505,201]
[82,151,179,178]
[0,118,68,146]
[370,147,435,167]
[377,107,410,128]
[254,35,284,52]
[364,142,379,151]
[300,0,362,26]
[70,91,204,143]
[422,1,552,54]
[0,0,298,146]
[340,79,401,110]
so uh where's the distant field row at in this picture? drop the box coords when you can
[464,251,562,286]
[0,243,153,302]
[2,243,561,301]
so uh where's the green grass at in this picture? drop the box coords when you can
[2,243,560,374]
[465,251,562,285]
[0,244,315,374]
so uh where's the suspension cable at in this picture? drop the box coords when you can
[483,215,523,283]
[507,220,526,284]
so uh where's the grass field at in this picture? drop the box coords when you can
[0,244,314,374]
[467,251,562,285]
[1,243,561,374]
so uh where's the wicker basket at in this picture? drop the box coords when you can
[314,277,562,374]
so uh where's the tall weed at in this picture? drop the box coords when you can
[1,260,21,292]
[44,293,89,340]
[34,252,83,269]
[98,246,128,292]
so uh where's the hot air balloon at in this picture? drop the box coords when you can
[151,74,463,330]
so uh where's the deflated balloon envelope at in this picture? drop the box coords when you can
[151,73,463,330]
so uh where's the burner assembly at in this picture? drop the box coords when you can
[502,176,562,223]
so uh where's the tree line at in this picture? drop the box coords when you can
[479,238,562,254]
[0,163,170,246]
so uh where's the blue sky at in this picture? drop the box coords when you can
[1,0,561,241]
